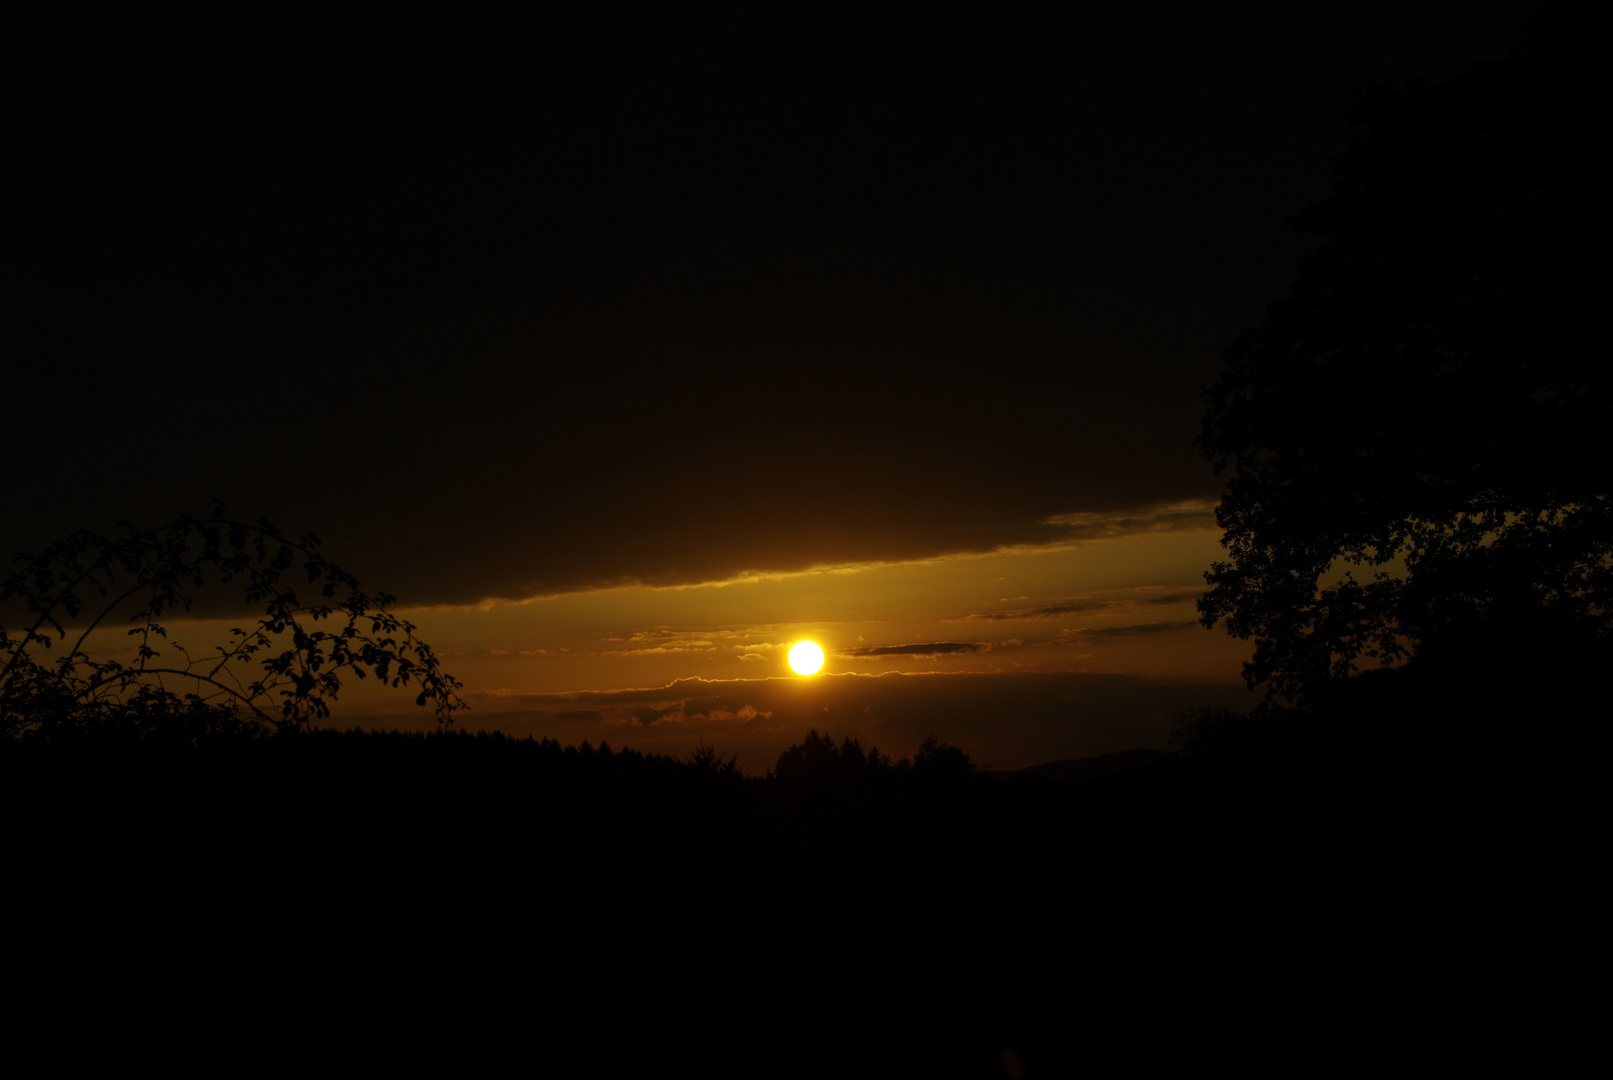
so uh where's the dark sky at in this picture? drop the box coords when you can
[7,2,1537,605]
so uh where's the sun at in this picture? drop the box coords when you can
[788,640,825,676]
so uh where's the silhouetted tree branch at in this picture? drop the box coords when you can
[0,504,466,741]
[1197,1,1610,704]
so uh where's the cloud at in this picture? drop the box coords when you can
[960,587,1204,622]
[592,628,731,657]
[1040,500,1219,542]
[456,678,784,733]
[16,3,1399,612]
[840,641,988,658]
[601,643,717,657]
[615,629,715,643]
[730,640,789,660]
[1058,620,1200,641]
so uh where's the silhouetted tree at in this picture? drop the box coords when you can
[0,505,466,742]
[911,735,972,776]
[1197,1,1609,705]
[689,741,739,773]
[771,728,846,785]
[771,730,974,790]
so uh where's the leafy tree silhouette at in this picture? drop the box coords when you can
[912,734,972,776]
[1197,1,1609,707]
[0,505,466,742]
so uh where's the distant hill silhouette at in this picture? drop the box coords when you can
[1006,747,1170,781]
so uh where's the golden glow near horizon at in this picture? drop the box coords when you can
[788,640,825,675]
[138,515,1256,771]
[330,524,1247,704]
[110,522,1261,771]
[136,519,1252,716]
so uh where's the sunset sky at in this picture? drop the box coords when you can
[7,3,1537,769]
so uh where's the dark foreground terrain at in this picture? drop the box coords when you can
[1,707,1568,1074]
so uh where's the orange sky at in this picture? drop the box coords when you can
[399,499,1247,696]
[93,499,1256,769]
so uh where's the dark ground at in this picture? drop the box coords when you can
[6,701,1559,1074]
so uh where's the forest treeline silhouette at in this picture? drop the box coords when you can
[2,717,1280,922]
[5,712,1294,1073]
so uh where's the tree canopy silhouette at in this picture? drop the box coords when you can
[0,505,466,742]
[1197,1,1609,705]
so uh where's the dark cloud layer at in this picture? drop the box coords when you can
[8,5,1535,603]
[840,642,986,658]
[964,588,1204,622]
[351,671,1257,773]
[1061,621,1202,641]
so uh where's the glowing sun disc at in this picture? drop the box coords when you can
[788,641,825,675]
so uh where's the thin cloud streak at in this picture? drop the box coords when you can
[840,641,988,658]
[1039,500,1219,540]
[960,587,1204,622]
[1059,621,1201,640]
